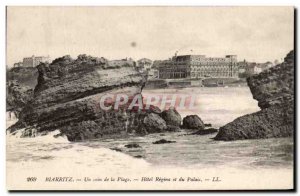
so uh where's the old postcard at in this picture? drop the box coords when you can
[6,6,294,190]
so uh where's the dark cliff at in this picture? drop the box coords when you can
[7,80,34,116]
[6,67,38,115]
[7,66,38,88]
[8,54,179,141]
[214,50,294,141]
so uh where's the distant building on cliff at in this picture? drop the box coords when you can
[137,58,153,71]
[158,54,238,79]
[246,63,262,75]
[148,69,159,79]
[136,58,160,79]
[244,61,274,75]
[23,55,51,67]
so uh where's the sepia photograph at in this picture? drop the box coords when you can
[5,6,295,191]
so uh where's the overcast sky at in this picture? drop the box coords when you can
[7,6,294,66]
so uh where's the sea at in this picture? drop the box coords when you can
[6,87,294,190]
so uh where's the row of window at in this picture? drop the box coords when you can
[190,62,236,66]
[191,67,236,71]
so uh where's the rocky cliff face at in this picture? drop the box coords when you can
[7,66,38,88]
[7,80,34,116]
[9,55,152,141]
[7,67,38,116]
[214,50,294,141]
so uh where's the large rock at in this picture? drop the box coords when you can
[9,54,148,141]
[182,115,205,130]
[142,113,167,133]
[215,50,294,141]
[247,55,294,110]
[214,104,293,140]
[161,107,181,127]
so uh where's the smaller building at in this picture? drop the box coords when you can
[245,63,263,75]
[240,60,274,77]
[148,69,159,79]
[23,55,51,67]
[238,67,246,74]
[137,58,152,72]
[254,65,263,74]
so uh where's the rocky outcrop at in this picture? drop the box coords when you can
[9,54,155,141]
[6,81,34,117]
[247,53,294,109]
[125,143,141,148]
[7,67,38,88]
[7,67,38,116]
[182,115,205,130]
[152,139,176,144]
[134,155,143,158]
[161,107,181,127]
[215,50,294,141]
[142,113,167,133]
